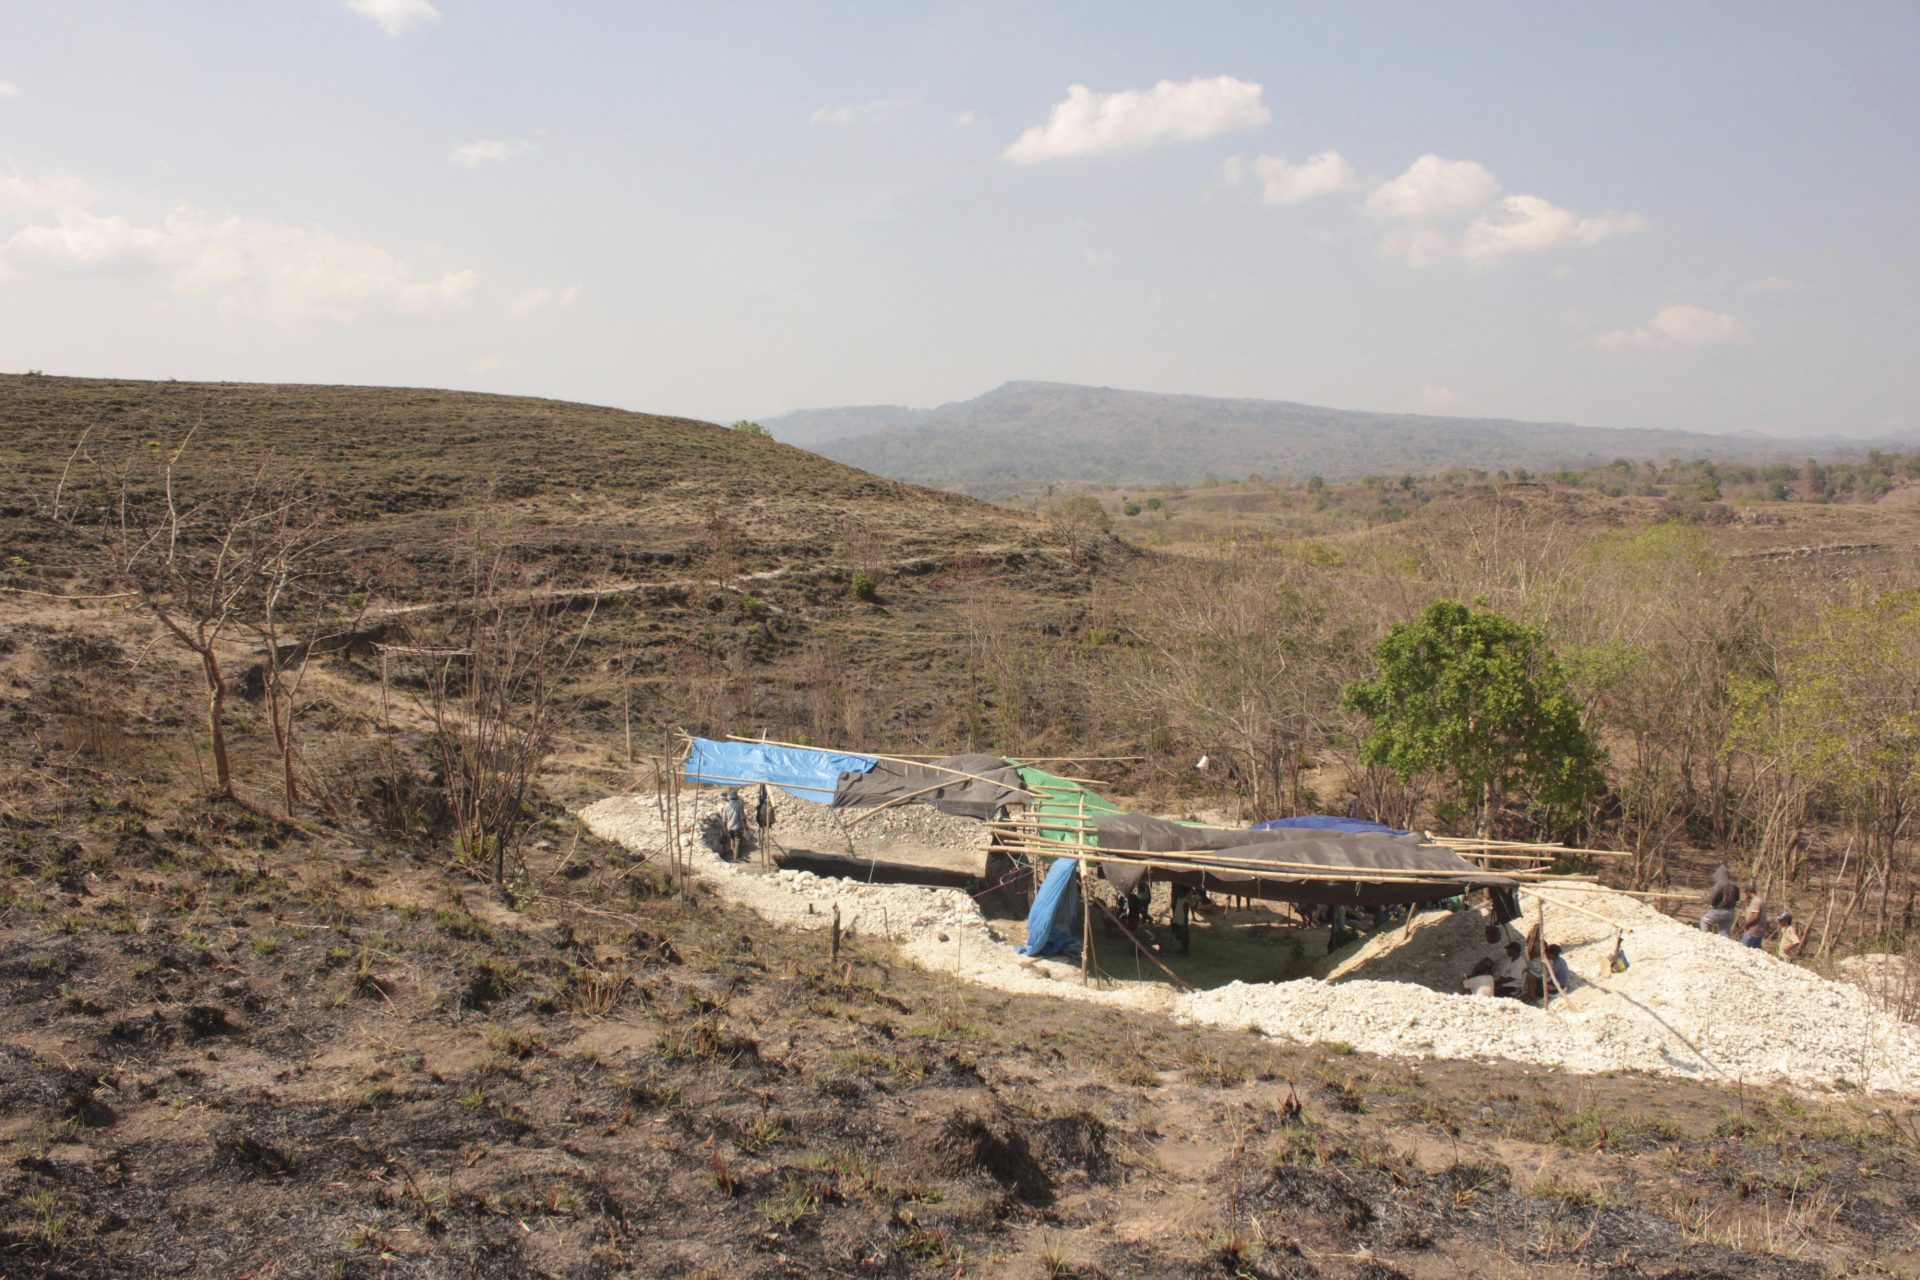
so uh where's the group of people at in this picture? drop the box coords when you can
[1459,934,1573,1003]
[716,785,777,862]
[1117,882,1201,956]
[1701,865,1805,958]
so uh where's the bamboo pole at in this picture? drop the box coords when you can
[1536,897,1550,1011]
[682,772,838,796]
[991,839,1529,888]
[1007,756,1145,764]
[1517,887,1629,930]
[1088,897,1194,993]
[1078,790,1093,984]
[842,776,967,827]
[1451,852,1563,863]
[723,733,1036,796]
[1427,834,1631,859]
[992,827,1557,881]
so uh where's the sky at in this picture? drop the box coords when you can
[1,1,1916,438]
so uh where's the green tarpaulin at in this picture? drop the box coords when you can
[1012,765,1128,847]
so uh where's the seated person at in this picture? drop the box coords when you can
[1496,941,1528,998]
[1545,943,1573,994]
[1460,957,1499,997]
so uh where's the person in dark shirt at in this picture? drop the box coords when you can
[753,784,776,865]
[1545,943,1573,993]
[1700,865,1740,936]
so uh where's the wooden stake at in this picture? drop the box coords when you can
[830,904,842,964]
[1537,897,1550,1012]
[1078,789,1093,984]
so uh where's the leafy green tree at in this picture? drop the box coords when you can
[1727,591,1920,922]
[1341,600,1603,834]
[730,420,771,439]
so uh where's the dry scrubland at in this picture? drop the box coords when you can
[4,375,1920,1277]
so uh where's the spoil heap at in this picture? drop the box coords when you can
[581,793,1920,1093]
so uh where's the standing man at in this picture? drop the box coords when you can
[753,783,776,866]
[1169,884,1195,956]
[720,789,746,862]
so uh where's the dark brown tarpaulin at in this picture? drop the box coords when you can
[831,754,1028,820]
[1090,814,1518,910]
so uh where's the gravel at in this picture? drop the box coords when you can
[580,791,1920,1094]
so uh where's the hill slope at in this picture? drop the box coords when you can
[800,380,1854,498]
[0,375,1101,750]
[0,375,1012,573]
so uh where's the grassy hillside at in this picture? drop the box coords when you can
[808,380,1886,499]
[0,375,1008,577]
[0,375,1113,759]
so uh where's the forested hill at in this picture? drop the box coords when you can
[789,380,1871,498]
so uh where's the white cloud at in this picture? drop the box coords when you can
[0,81,19,99]
[1364,154,1499,221]
[1081,247,1114,269]
[1594,304,1746,351]
[810,97,914,126]
[0,167,94,214]
[1376,227,1454,269]
[2,208,166,269]
[1745,275,1799,293]
[344,0,441,38]
[1003,75,1270,163]
[449,139,533,168]
[1459,194,1646,264]
[1236,150,1359,205]
[952,110,978,129]
[1421,384,1458,407]
[1,196,476,323]
[508,283,582,315]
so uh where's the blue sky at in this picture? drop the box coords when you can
[1,1,1915,438]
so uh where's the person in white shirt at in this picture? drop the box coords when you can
[1460,957,1499,997]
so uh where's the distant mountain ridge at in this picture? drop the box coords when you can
[759,403,934,448]
[767,381,1891,498]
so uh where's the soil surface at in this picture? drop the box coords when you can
[9,800,1920,1279]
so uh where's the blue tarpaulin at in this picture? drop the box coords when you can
[1017,857,1081,958]
[1252,815,1412,837]
[683,738,879,805]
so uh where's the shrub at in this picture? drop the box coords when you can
[851,571,877,601]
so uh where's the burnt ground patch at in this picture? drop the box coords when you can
[3,792,1920,1278]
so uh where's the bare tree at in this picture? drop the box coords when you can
[1051,495,1111,565]
[39,428,327,801]
[419,542,596,889]
[1105,549,1356,818]
[249,525,372,817]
